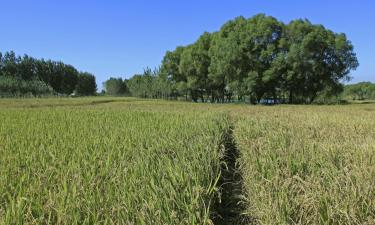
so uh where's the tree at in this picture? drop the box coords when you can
[179,32,212,102]
[209,14,283,103]
[160,46,186,98]
[56,63,79,94]
[125,14,359,104]
[282,20,358,103]
[103,77,128,96]
[2,51,18,77]
[0,52,3,76]
[127,68,162,98]
[0,76,53,97]
[18,55,37,80]
[0,50,97,96]
[153,68,173,99]
[127,74,143,97]
[343,82,375,100]
[75,72,97,96]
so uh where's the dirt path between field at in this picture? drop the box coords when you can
[212,122,256,225]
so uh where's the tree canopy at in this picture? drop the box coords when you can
[103,77,130,96]
[75,72,97,96]
[126,14,359,104]
[0,51,97,96]
[343,82,375,100]
[127,68,171,99]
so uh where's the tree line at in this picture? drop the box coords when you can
[343,82,375,100]
[108,14,358,104]
[0,51,97,97]
[103,68,173,98]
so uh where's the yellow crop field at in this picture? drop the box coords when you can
[234,106,375,224]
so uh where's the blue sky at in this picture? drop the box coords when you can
[1,0,374,89]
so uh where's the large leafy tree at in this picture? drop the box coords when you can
[209,15,283,103]
[282,20,359,103]
[160,46,187,97]
[179,32,212,102]
[209,18,244,102]
[75,72,97,96]
[58,63,79,94]
[127,14,359,104]
[243,14,284,103]
[103,77,128,96]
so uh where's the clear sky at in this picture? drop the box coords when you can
[1,0,374,89]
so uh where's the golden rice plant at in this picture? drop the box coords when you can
[234,105,375,225]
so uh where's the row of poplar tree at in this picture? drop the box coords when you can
[121,14,358,104]
[0,51,97,97]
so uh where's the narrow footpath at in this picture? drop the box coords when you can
[212,122,256,225]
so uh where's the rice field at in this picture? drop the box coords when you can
[0,99,228,224]
[234,106,375,224]
[0,98,375,224]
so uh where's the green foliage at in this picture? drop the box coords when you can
[131,14,359,104]
[127,67,173,99]
[0,76,53,97]
[0,51,97,96]
[343,82,375,100]
[180,32,212,102]
[161,47,186,83]
[209,15,284,103]
[75,72,97,96]
[281,20,358,103]
[103,77,129,96]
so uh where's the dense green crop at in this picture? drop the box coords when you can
[0,103,228,224]
[1,98,375,224]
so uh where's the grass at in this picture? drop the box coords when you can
[1,98,375,224]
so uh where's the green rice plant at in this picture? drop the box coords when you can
[0,106,228,224]
[2,98,375,225]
